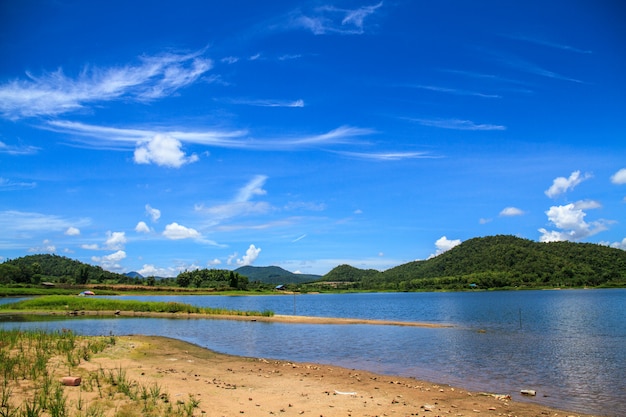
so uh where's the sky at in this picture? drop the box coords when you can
[1,1,625,277]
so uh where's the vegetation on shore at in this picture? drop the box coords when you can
[1,235,625,295]
[315,235,626,291]
[0,295,274,317]
[0,328,201,417]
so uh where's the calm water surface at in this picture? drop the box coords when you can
[1,289,624,416]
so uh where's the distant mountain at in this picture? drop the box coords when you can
[125,271,144,279]
[234,265,321,285]
[322,235,626,290]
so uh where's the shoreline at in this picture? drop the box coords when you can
[86,335,602,416]
[0,309,452,327]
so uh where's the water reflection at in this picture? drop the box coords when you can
[1,289,624,416]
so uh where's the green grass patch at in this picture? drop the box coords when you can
[0,295,273,317]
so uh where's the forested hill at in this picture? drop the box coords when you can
[0,254,129,284]
[322,235,626,290]
[234,265,320,285]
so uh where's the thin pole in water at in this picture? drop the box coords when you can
[519,308,522,330]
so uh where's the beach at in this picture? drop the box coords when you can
[37,334,601,417]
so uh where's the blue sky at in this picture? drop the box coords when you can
[1,1,625,276]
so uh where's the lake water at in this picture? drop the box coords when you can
[1,289,624,416]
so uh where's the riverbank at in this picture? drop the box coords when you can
[0,309,451,327]
[55,335,601,417]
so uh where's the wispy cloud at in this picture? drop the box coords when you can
[508,34,592,54]
[0,210,90,234]
[336,150,434,161]
[0,177,37,191]
[0,141,40,155]
[0,49,213,119]
[414,118,506,131]
[228,98,304,108]
[497,54,584,83]
[45,121,374,153]
[195,175,273,225]
[408,84,501,99]
[291,2,383,35]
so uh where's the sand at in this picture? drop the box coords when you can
[57,334,600,417]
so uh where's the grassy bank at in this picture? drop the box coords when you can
[0,328,201,417]
[0,295,274,317]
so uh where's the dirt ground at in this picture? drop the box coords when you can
[56,335,601,417]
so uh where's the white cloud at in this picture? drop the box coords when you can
[0,50,212,119]
[0,141,40,155]
[610,168,626,185]
[135,221,151,233]
[162,222,200,240]
[145,204,161,222]
[544,170,591,198]
[92,250,126,271]
[105,231,127,250]
[0,210,90,233]
[337,150,433,161]
[208,258,222,266]
[479,218,493,224]
[415,118,506,131]
[29,239,56,253]
[236,244,261,266]
[81,244,99,250]
[64,226,80,236]
[196,175,272,223]
[134,134,199,168]
[499,207,524,217]
[538,202,607,242]
[608,238,626,250]
[430,236,462,258]
[230,98,304,108]
[293,2,383,35]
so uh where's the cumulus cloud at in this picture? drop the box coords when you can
[430,236,462,258]
[135,221,150,233]
[545,170,591,198]
[145,204,161,222]
[538,202,607,242]
[236,244,261,266]
[134,134,199,168]
[611,168,626,185]
[607,238,626,250]
[29,239,56,253]
[162,222,200,240]
[92,250,126,271]
[105,231,127,250]
[64,226,80,236]
[0,50,212,119]
[499,207,524,217]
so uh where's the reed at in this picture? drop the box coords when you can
[0,295,274,317]
[0,329,203,416]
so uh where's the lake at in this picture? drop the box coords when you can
[1,289,624,416]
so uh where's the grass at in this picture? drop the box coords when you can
[0,295,274,317]
[0,329,202,417]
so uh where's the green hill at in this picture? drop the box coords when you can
[0,254,130,285]
[321,235,626,290]
[234,265,320,285]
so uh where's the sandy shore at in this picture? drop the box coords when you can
[51,335,599,417]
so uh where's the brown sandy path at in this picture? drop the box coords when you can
[75,335,600,417]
